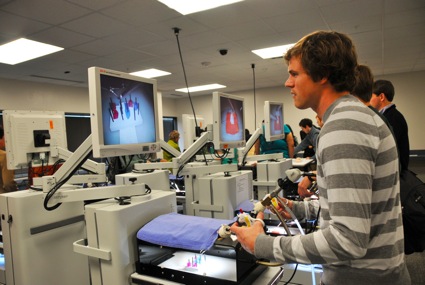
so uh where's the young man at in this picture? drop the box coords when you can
[293,118,319,160]
[370,79,410,171]
[0,125,17,194]
[230,31,410,284]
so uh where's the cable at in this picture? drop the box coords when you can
[43,151,92,211]
[173,27,209,164]
[251,63,257,128]
[283,263,299,285]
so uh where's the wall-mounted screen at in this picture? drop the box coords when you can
[88,67,161,158]
[264,101,285,142]
[212,92,245,149]
[3,110,67,169]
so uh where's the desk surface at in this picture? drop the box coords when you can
[291,158,313,167]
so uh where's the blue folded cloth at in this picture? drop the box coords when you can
[137,213,234,251]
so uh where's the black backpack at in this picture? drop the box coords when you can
[399,169,425,254]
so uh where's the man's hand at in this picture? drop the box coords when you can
[230,211,265,254]
[298,176,314,198]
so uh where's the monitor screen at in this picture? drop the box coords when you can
[3,110,68,169]
[264,101,285,141]
[88,67,160,158]
[212,92,245,149]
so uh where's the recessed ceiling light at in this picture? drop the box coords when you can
[176,84,226,93]
[252,43,295,59]
[157,0,244,15]
[0,38,64,65]
[130,68,171,78]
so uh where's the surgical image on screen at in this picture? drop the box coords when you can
[220,97,244,142]
[100,74,156,145]
[269,103,283,136]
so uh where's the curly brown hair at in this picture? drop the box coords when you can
[284,30,358,93]
[169,130,180,140]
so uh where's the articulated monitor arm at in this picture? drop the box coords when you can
[41,135,105,193]
[172,124,213,168]
[133,124,214,175]
[160,140,181,158]
[238,127,284,164]
[41,134,151,210]
[240,127,262,158]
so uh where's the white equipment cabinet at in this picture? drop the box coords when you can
[0,190,90,285]
[196,170,253,219]
[74,190,177,285]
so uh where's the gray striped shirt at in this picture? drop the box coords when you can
[255,95,410,284]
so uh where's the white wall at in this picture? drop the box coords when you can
[1,70,424,150]
[0,78,89,113]
[163,70,425,150]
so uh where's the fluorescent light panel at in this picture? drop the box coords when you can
[157,0,244,15]
[176,84,226,93]
[252,43,295,59]
[0,38,64,65]
[130,68,171,78]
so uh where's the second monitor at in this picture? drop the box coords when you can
[264,101,285,142]
[212,92,245,150]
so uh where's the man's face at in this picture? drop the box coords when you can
[284,56,321,111]
[300,126,310,134]
[370,93,382,110]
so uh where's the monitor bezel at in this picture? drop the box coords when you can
[264,101,285,142]
[3,110,68,170]
[88,67,161,158]
[212,91,246,150]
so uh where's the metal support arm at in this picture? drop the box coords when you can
[41,134,107,193]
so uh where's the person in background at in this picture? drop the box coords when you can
[285,124,299,147]
[370,79,410,171]
[244,129,252,142]
[231,30,410,285]
[162,130,181,162]
[0,125,17,194]
[352,65,394,133]
[293,118,319,160]
[254,122,294,158]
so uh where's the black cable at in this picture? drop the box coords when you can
[252,63,257,129]
[173,27,198,128]
[283,263,298,285]
[173,27,208,164]
[43,151,92,211]
[213,148,229,159]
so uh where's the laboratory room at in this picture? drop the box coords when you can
[0,1,424,285]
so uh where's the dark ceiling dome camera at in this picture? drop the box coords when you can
[219,49,228,56]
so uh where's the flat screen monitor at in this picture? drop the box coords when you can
[3,110,68,170]
[264,101,285,142]
[182,114,204,150]
[212,92,245,149]
[88,67,161,158]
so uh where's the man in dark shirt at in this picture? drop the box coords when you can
[370,79,410,171]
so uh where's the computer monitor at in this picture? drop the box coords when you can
[212,92,245,149]
[3,110,68,170]
[263,101,285,141]
[88,67,161,158]
[182,114,204,150]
